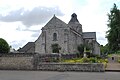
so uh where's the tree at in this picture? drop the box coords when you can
[77,44,91,57]
[106,3,120,52]
[77,44,84,54]
[0,38,10,53]
[100,44,109,55]
[51,43,61,53]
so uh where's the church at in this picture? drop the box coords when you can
[18,13,100,55]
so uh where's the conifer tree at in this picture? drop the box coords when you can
[106,3,120,52]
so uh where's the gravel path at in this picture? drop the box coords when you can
[106,63,120,70]
[106,56,120,70]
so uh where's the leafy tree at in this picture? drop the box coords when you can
[100,44,109,55]
[77,44,91,57]
[106,3,120,52]
[77,44,84,54]
[51,43,61,53]
[0,38,10,53]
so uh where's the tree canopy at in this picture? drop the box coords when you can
[51,43,61,53]
[0,38,10,53]
[100,44,109,55]
[106,3,120,52]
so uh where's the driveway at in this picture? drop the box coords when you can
[106,63,120,70]
[106,56,120,71]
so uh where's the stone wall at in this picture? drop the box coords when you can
[37,63,104,72]
[0,53,105,72]
[0,53,34,70]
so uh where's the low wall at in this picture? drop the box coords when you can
[37,63,105,72]
[0,53,105,72]
[0,53,34,70]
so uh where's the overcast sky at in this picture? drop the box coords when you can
[0,0,120,49]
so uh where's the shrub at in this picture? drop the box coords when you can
[118,60,120,63]
[103,62,107,68]
[0,38,10,53]
[97,59,108,68]
[64,60,75,63]
[104,59,108,63]
[75,59,82,63]
[80,57,90,63]
[89,57,97,63]
[51,43,61,53]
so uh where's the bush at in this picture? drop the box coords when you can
[64,60,75,63]
[80,57,90,63]
[103,62,107,68]
[62,57,108,64]
[104,59,108,63]
[51,43,61,53]
[0,38,10,53]
[118,60,120,63]
[89,57,97,63]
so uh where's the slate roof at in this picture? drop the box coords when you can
[83,32,96,39]
[18,42,35,53]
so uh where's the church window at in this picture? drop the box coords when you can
[53,33,57,41]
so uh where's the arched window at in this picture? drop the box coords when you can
[53,33,57,41]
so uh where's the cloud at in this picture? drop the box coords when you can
[98,36,106,41]
[96,32,107,45]
[10,40,27,49]
[31,32,40,37]
[16,26,40,38]
[16,26,40,32]
[0,6,64,27]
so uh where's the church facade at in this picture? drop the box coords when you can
[18,13,100,55]
[35,13,100,55]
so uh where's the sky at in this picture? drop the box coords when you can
[0,0,120,50]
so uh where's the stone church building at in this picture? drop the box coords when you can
[18,13,100,55]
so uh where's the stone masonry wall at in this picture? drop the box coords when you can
[0,53,105,72]
[37,63,104,72]
[0,53,34,70]
[0,57,33,70]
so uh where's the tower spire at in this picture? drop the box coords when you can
[69,13,79,23]
[54,14,56,17]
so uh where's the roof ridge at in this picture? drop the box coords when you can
[44,15,68,28]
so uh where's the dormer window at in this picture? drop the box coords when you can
[53,33,57,41]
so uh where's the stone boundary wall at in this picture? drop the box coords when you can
[37,63,105,72]
[0,53,34,70]
[0,53,105,72]
[0,53,35,57]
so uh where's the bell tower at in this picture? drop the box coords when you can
[68,13,82,34]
